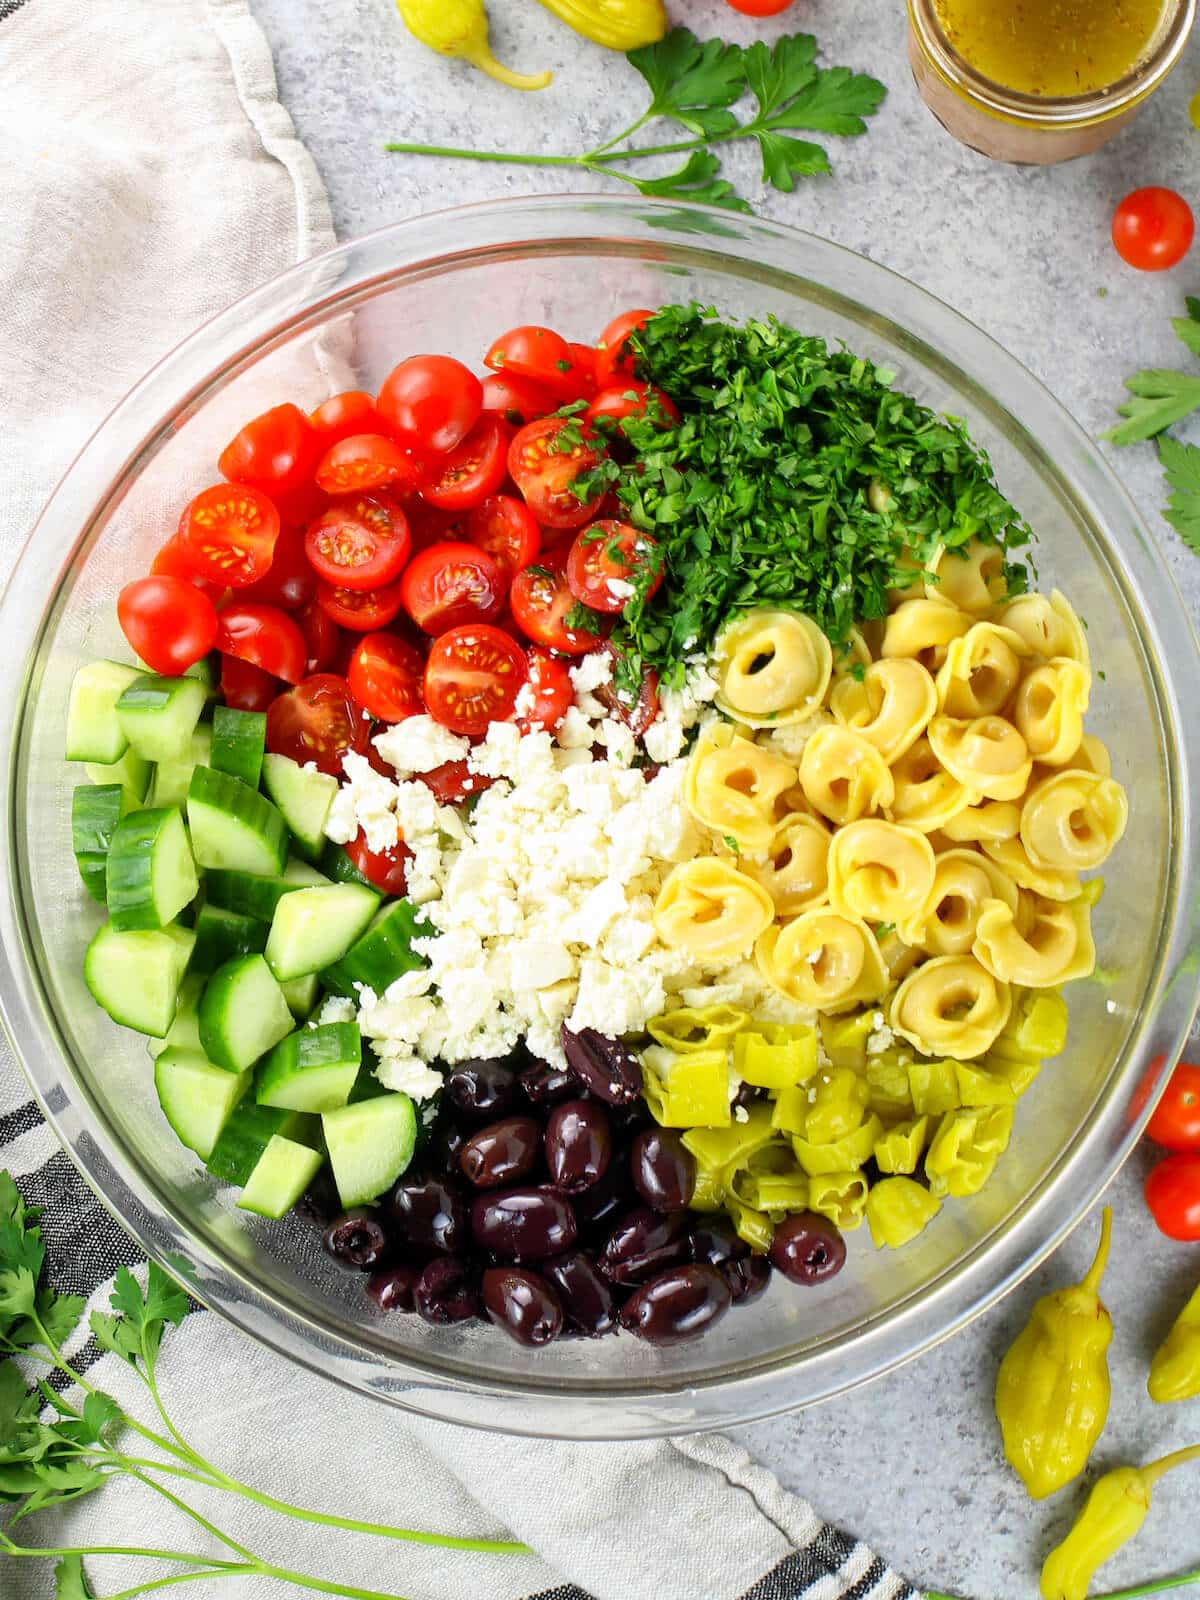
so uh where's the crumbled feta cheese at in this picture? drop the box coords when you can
[733,1104,750,1124]
[866,1024,895,1056]
[318,996,357,1026]
[373,715,470,776]
[570,652,614,696]
[374,1054,445,1102]
[555,706,595,750]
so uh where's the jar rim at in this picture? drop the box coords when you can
[907,0,1197,127]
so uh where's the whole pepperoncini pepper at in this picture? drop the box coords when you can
[1148,1279,1200,1403]
[1040,1443,1200,1600]
[397,0,552,90]
[533,0,667,51]
[995,1206,1113,1500]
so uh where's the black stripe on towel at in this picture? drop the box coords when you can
[0,0,32,19]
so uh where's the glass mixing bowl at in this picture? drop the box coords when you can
[2,196,1198,1440]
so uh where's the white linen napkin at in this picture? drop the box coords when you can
[0,4,920,1598]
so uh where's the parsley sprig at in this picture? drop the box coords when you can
[0,1172,523,1597]
[385,29,885,211]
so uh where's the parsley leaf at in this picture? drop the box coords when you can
[630,150,752,213]
[1104,368,1200,446]
[1159,435,1200,554]
[626,30,746,138]
[745,38,886,136]
[563,601,605,636]
[755,133,829,192]
[1171,296,1200,360]
[92,1264,187,1371]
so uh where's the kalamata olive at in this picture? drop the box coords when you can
[414,1256,479,1325]
[732,1081,761,1112]
[427,1118,468,1178]
[322,1209,389,1270]
[689,1217,750,1271]
[366,1262,421,1312]
[387,1174,468,1254]
[470,1186,578,1260]
[571,1155,633,1235]
[460,1117,541,1189]
[770,1211,847,1285]
[608,1096,653,1138]
[559,1024,643,1106]
[481,1266,564,1346]
[619,1264,732,1345]
[519,1060,579,1109]
[545,1099,612,1194]
[445,1059,518,1121]
[296,1167,342,1226]
[630,1129,696,1212]
[599,1206,691,1285]
[544,1251,618,1337]
[722,1253,772,1304]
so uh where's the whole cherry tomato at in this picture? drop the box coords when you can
[265,673,370,776]
[179,483,280,587]
[345,829,412,897]
[347,632,426,722]
[424,623,528,735]
[1145,1150,1200,1240]
[117,576,217,676]
[481,371,558,428]
[1147,1061,1200,1151]
[400,541,506,635]
[1112,187,1195,271]
[215,602,307,685]
[218,403,317,498]
[586,382,679,431]
[484,324,578,394]
[309,390,381,445]
[376,355,482,456]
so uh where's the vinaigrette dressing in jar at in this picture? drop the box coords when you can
[908,0,1196,164]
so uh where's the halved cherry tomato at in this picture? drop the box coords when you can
[1147,1062,1200,1151]
[377,355,482,455]
[421,415,509,512]
[266,673,370,777]
[1112,187,1194,272]
[481,371,558,428]
[215,601,307,685]
[509,558,605,656]
[400,541,505,635]
[346,829,412,897]
[586,381,679,431]
[316,577,407,632]
[405,499,463,553]
[594,642,661,738]
[150,535,226,603]
[465,494,541,577]
[305,494,412,591]
[508,418,607,531]
[239,522,315,612]
[424,624,527,736]
[309,390,381,444]
[221,654,281,712]
[273,479,329,528]
[218,403,317,498]
[296,596,339,675]
[484,324,577,394]
[517,647,573,734]
[417,759,495,806]
[1145,1150,1200,1240]
[566,520,662,614]
[117,576,218,676]
[347,632,426,722]
[179,483,281,587]
[315,434,423,496]
[567,342,599,395]
[595,309,653,386]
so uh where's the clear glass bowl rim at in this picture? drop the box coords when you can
[1,194,1198,1439]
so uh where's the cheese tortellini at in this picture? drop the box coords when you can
[713,609,833,727]
[912,848,1019,957]
[999,589,1089,668]
[935,623,1029,718]
[756,910,888,1011]
[685,723,797,852]
[653,859,775,961]
[799,726,895,825]
[827,820,935,929]
[887,737,971,832]
[748,812,831,915]
[974,893,1095,988]
[889,954,1012,1059]
[1019,770,1128,873]
[829,657,937,763]
[1013,660,1090,767]
[927,714,1033,803]
[882,596,970,671]
[925,538,1009,616]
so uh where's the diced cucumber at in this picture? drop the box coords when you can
[237,1136,325,1220]
[348,1054,389,1104]
[320,840,378,891]
[211,706,266,788]
[206,1101,310,1186]
[187,767,288,876]
[204,858,331,921]
[116,675,208,764]
[280,972,321,1019]
[66,660,143,763]
[257,1022,362,1114]
[198,954,293,1072]
[72,783,131,903]
[191,902,268,975]
[147,726,213,809]
[84,922,195,1038]
[323,1094,417,1207]
[264,883,379,982]
[261,754,337,861]
[106,807,198,931]
[147,973,205,1059]
[86,747,152,808]
[154,1047,250,1160]
[322,900,427,998]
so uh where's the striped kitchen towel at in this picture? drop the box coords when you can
[0,3,919,1598]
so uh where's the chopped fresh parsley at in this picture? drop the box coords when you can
[564,600,605,635]
[1159,434,1200,555]
[723,835,740,853]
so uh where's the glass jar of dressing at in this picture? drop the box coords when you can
[908,0,1197,164]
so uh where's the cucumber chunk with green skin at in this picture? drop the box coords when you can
[66,660,143,763]
[211,706,267,789]
[261,754,338,861]
[86,747,152,808]
[147,972,205,1060]
[72,783,131,903]
[204,858,331,921]
[147,726,213,809]
[154,1047,250,1160]
[321,899,428,999]
[280,972,321,1019]
[191,902,268,975]
[198,954,293,1073]
[323,1094,417,1208]
[237,1136,325,1219]
[187,766,288,876]
[257,1023,362,1114]
[264,883,379,982]
[320,840,379,892]
[116,675,208,765]
[140,653,217,696]
[84,922,196,1038]
[206,1101,311,1186]
[106,807,199,931]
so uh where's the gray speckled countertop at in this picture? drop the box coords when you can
[250,2,1200,1593]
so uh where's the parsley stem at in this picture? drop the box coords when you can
[383,141,584,166]
[585,108,655,158]
[126,1465,257,1562]
[1096,1567,1200,1600]
[107,1572,250,1600]
[0,1538,243,1570]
